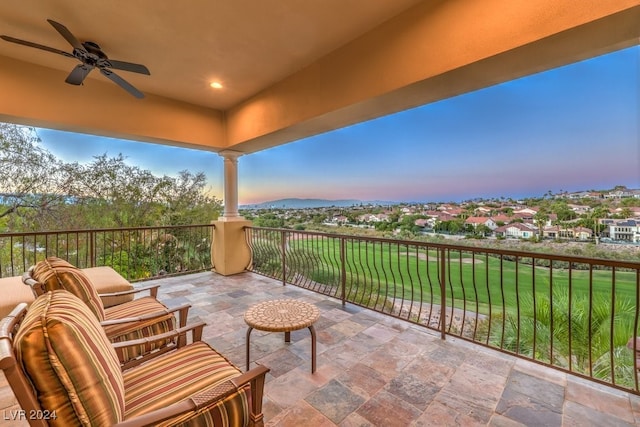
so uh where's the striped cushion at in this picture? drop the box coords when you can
[104,296,176,362]
[32,258,177,365]
[123,341,250,427]
[30,257,106,321]
[14,290,125,426]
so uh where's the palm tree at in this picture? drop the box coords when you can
[620,207,633,219]
[491,287,636,387]
[533,208,550,241]
[589,205,610,242]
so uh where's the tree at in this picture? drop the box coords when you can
[0,123,221,231]
[533,208,550,241]
[400,214,417,229]
[66,154,221,228]
[0,124,73,230]
[551,201,576,222]
[618,207,633,219]
[620,198,640,208]
[588,205,610,239]
[253,213,285,228]
[475,224,492,237]
[449,220,463,235]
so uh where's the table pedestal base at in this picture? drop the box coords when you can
[246,325,317,373]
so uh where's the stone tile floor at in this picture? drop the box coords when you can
[1,271,640,426]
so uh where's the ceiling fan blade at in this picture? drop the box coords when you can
[105,59,150,75]
[100,69,144,98]
[47,19,83,50]
[0,35,74,58]
[65,64,93,85]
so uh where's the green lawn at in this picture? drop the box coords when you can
[286,237,639,315]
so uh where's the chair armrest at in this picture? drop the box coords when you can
[99,285,160,299]
[112,322,206,353]
[100,303,191,327]
[113,365,270,427]
[0,303,29,341]
[21,271,45,297]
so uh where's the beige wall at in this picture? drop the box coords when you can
[0,55,226,150]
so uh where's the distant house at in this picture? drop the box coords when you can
[437,205,463,217]
[490,214,511,225]
[543,225,565,239]
[567,204,591,214]
[513,207,538,216]
[512,212,535,222]
[465,217,497,230]
[331,215,348,224]
[606,219,640,243]
[357,213,389,223]
[604,190,635,199]
[437,204,455,211]
[495,223,537,239]
[543,226,592,240]
[437,212,457,222]
[567,191,602,200]
[414,218,430,228]
[573,227,593,240]
[474,206,492,215]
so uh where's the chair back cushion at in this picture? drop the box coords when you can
[14,290,125,426]
[30,257,105,321]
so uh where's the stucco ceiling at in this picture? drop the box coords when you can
[1,1,637,154]
[0,0,424,111]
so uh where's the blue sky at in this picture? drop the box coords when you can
[37,45,639,205]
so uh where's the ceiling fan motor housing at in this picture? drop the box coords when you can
[74,41,108,66]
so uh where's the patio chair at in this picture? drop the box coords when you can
[0,291,269,427]
[22,257,190,368]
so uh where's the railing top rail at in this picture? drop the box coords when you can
[245,226,640,270]
[0,223,214,238]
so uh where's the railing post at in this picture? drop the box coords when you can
[340,237,346,306]
[439,247,447,340]
[281,230,286,286]
[89,230,96,268]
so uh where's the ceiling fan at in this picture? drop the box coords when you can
[1,19,150,98]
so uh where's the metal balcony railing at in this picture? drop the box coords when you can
[245,226,640,394]
[0,224,214,281]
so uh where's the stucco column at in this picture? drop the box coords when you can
[220,150,243,221]
[212,150,252,275]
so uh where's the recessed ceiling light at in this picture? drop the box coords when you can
[210,82,223,89]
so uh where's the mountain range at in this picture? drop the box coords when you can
[240,198,398,209]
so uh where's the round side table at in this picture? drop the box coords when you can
[244,299,320,373]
